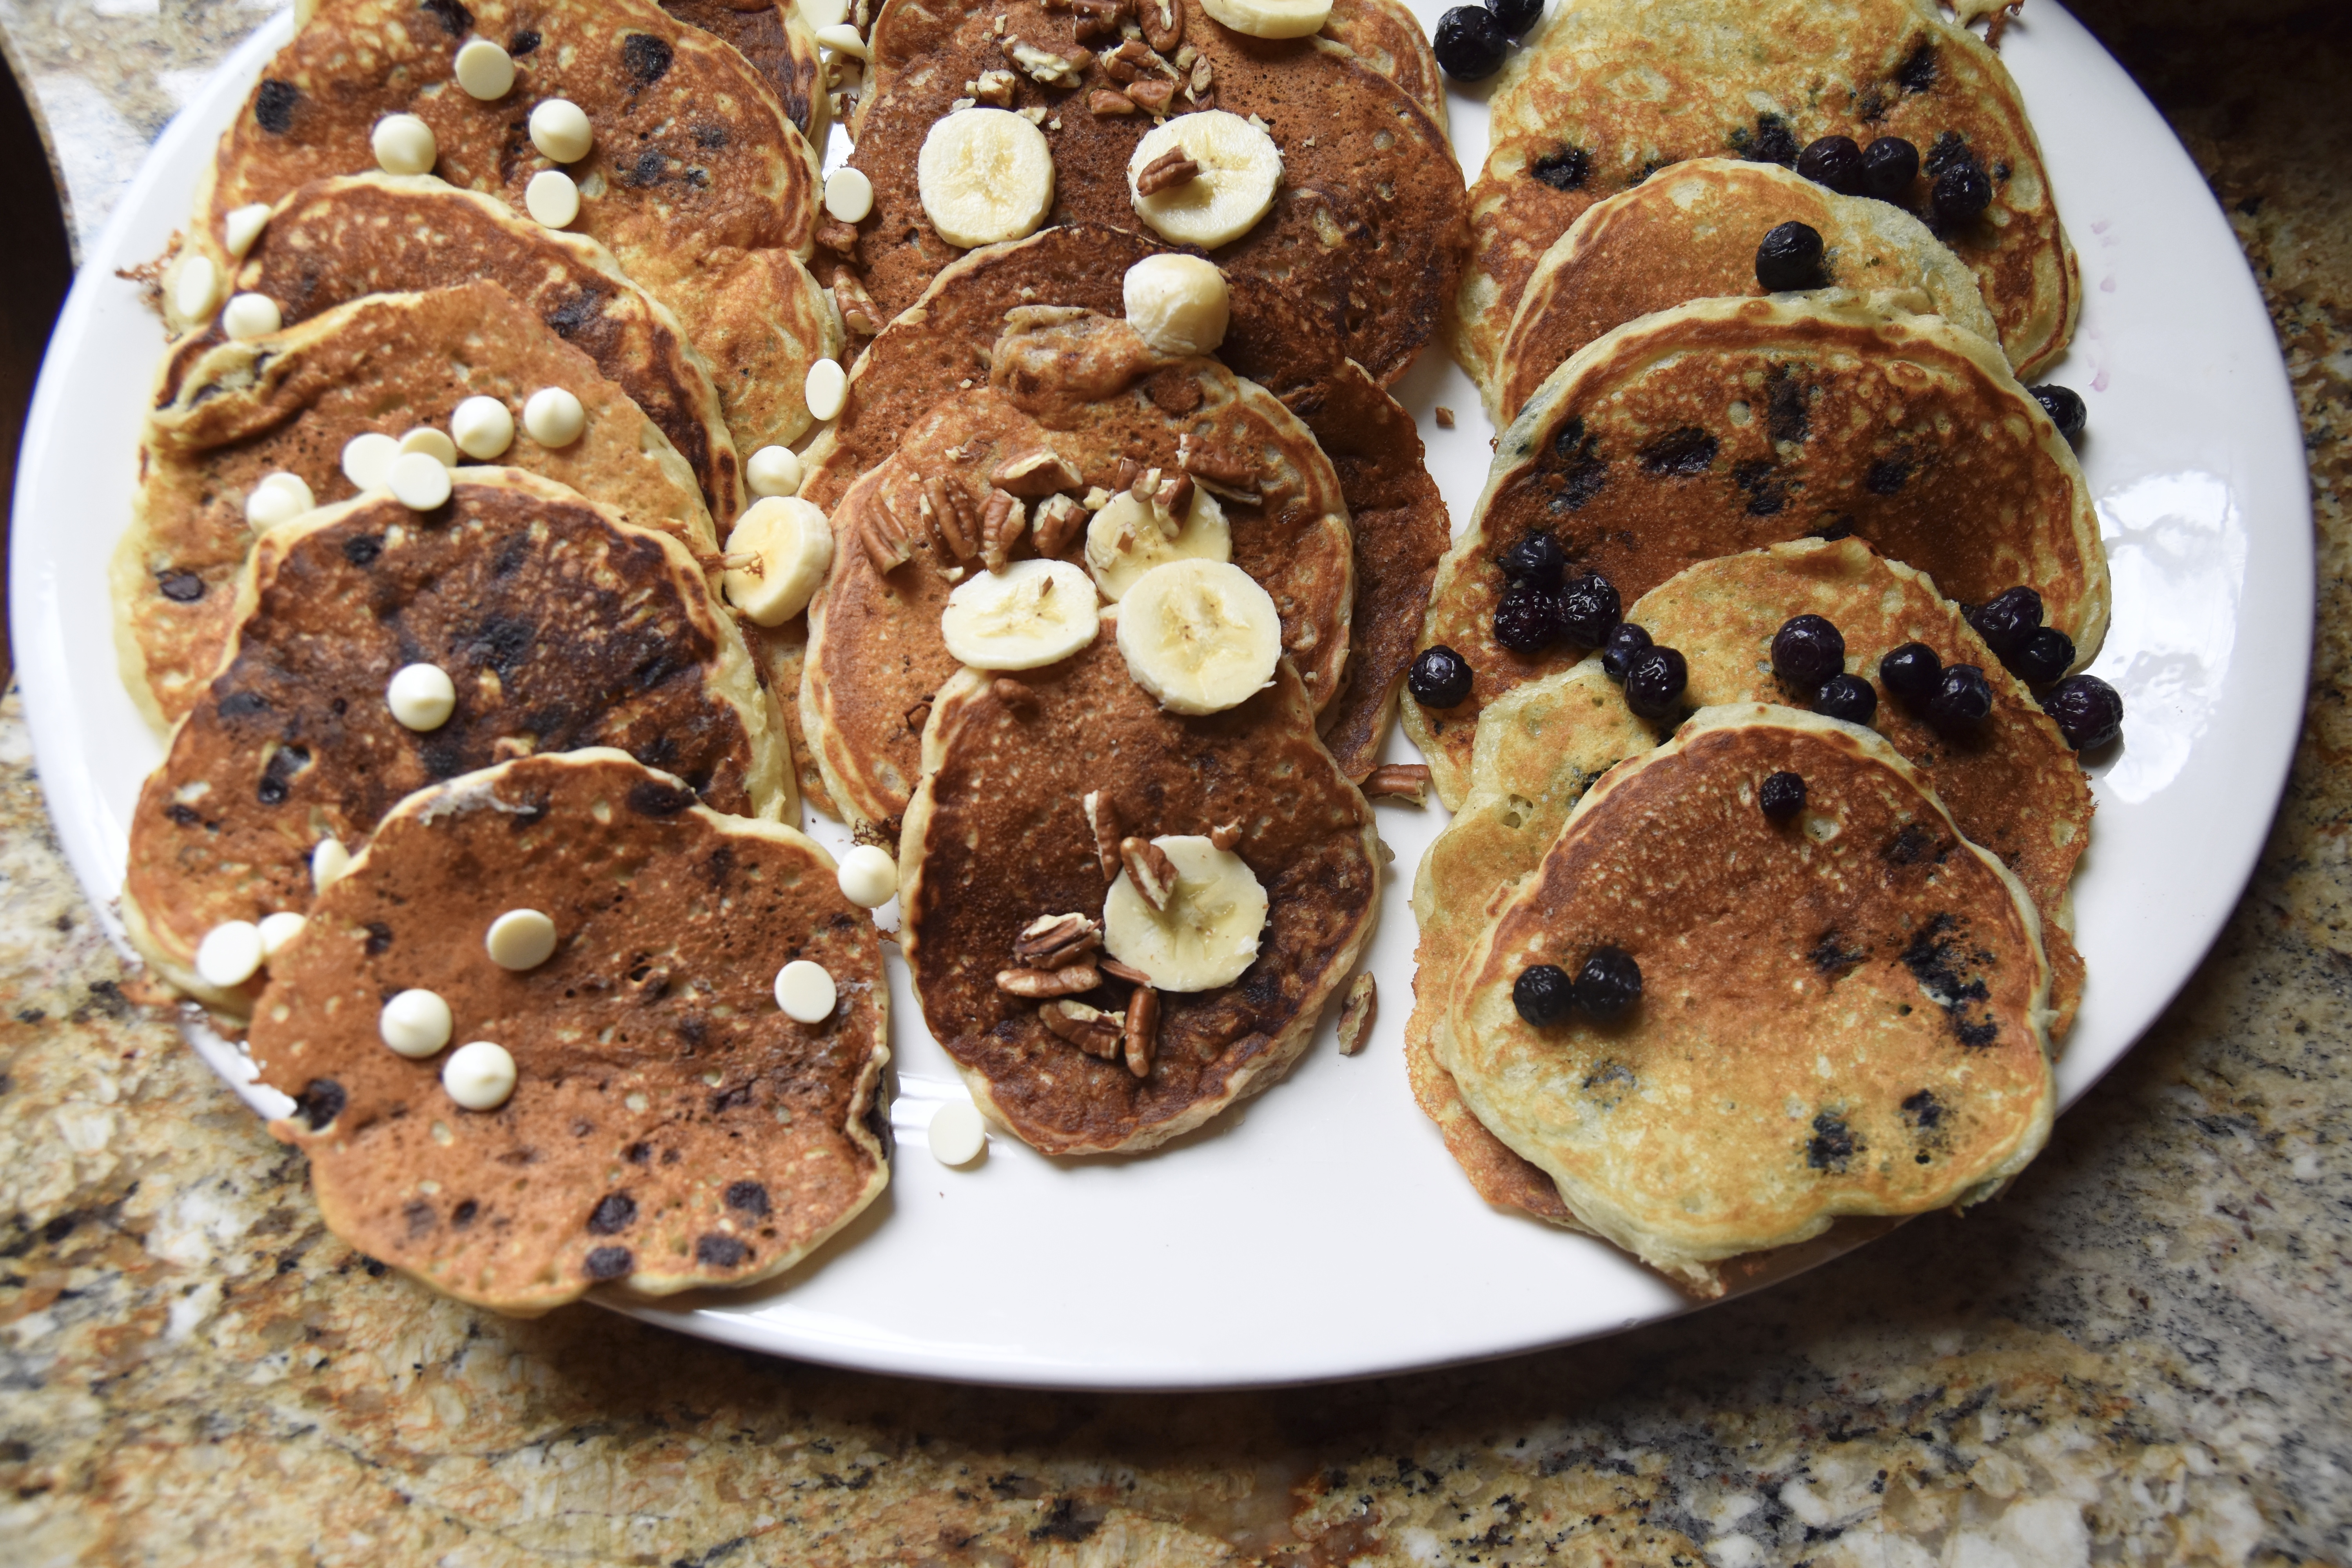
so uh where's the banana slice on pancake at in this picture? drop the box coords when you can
[1116,559,1283,714]
[918,107,1056,248]
[940,559,1101,669]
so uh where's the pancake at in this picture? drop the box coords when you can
[803,309,1354,829]
[168,174,740,519]
[844,0,1463,385]
[179,0,837,455]
[1442,704,2056,1292]
[802,225,1446,782]
[898,615,1378,1154]
[1402,292,2107,807]
[118,279,716,733]
[1315,0,1444,134]
[746,619,842,821]
[122,470,788,1014]
[1491,158,2000,423]
[660,0,830,141]
[1455,0,2078,396]
[247,748,888,1315]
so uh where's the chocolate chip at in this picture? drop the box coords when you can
[623,1142,651,1164]
[694,1234,749,1268]
[622,33,674,84]
[509,27,540,54]
[294,1078,345,1130]
[254,79,299,135]
[1528,144,1588,191]
[626,779,696,817]
[1864,457,1911,495]
[341,534,383,567]
[1637,426,1718,477]
[419,0,473,38]
[587,1193,637,1234]
[158,570,205,603]
[725,1180,771,1217]
[1766,373,1811,445]
[452,1199,479,1227]
[165,802,200,827]
[364,922,394,956]
[583,1245,633,1280]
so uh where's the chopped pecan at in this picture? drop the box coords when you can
[1033,492,1088,557]
[1109,456,1142,491]
[1014,911,1101,967]
[1089,87,1137,115]
[1176,432,1260,501]
[1100,956,1151,985]
[1361,763,1431,806]
[998,963,1103,998]
[1067,0,1127,40]
[1119,835,1178,912]
[1135,146,1200,196]
[1187,55,1212,101]
[817,219,861,256]
[833,272,882,337]
[1040,998,1125,1058]
[1209,820,1242,851]
[992,676,1037,711]
[1003,36,1090,83]
[1433,406,1457,429]
[979,486,1027,572]
[1336,973,1376,1055]
[974,67,1018,105]
[1123,983,1160,1077]
[1139,0,1181,52]
[1127,77,1175,114]
[1134,467,1193,535]
[1099,39,1151,82]
[1082,790,1123,880]
[991,447,1083,496]
[922,476,979,560]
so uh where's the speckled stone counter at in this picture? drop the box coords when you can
[3,3,2347,1564]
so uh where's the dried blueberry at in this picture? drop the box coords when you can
[1499,530,1567,588]
[2009,626,2076,687]
[1967,587,2043,660]
[1575,947,1642,1020]
[1772,613,1846,690]
[1926,663,1994,733]
[1434,5,1509,80]
[1623,645,1688,720]
[1555,572,1621,647]
[1484,0,1543,38]
[1858,136,1919,200]
[1797,134,1863,193]
[1932,162,1993,225]
[1879,641,1943,708]
[1410,645,1475,708]
[1600,621,1652,682]
[2029,383,2087,440]
[1513,963,1575,1027]
[1760,771,1807,822]
[1755,221,1826,292]
[1493,582,1558,654]
[2044,674,2123,750]
[1813,673,1878,725]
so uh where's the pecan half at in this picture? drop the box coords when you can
[1139,0,1181,53]
[1040,998,1125,1058]
[1176,432,1260,502]
[998,964,1102,998]
[1135,146,1200,196]
[1187,55,1213,102]
[1068,0,1127,41]
[1089,89,1136,116]
[979,486,1027,572]
[922,476,979,560]
[863,497,917,575]
[991,447,1083,497]
[1032,492,1088,557]
[833,272,882,337]
[1082,790,1123,881]
[1119,836,1178,912]
[1336,973,1376,1055]
[1123,983,1160,1077]
[1362,763,1432,806]
[1013,911,1101,968]
[1100,956,1151,985]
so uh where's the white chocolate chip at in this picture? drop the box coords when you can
[386,662,457,730]
[221,291,281,342]
[927,1101,987,1166]
[525,167,580,229]
[243,472,315,530]
[804,358,847,422]
[529,98,593,163]
[222,203,271,258]
[341,431,401,490]
[454,37,516,100]
[442,1040,517,1111]
[398,426,459,467]
[371,113,438,176]
[195,920,265,989]
[774,958,837,1023]
[835,844,898,909]
[388,450,454,510]
[485,908,558,970]
[450,395,515,460]
[816,22,869,57]
[824,166,874,223]
[798,0,848,27]
[379,988,454,1058]
[173,254,220,323]
[257,911,308,957]
[311,837,353,892]
[745,444,803,499]
[523,386,586,447]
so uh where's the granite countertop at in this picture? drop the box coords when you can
[2,2,2347,1563]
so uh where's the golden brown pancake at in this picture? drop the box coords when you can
[1455,0,2077,396]
[122,471,786,1014]
[1444,705,2056,1292]
[249,748,888,1315]
[181,0,837,454]
[1403,293,2107,806]
[118,280,715,733]
[660,0,829,140]
[1316,0,1445,134]
[898,617,1379,1154]
[845,0,1463,385]
[1491,158,2000,423]
[747,619,841,820]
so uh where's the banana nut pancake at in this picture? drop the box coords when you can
[249,749,888,1315]
[898,618,1378,1154]
[165,174,740,518]
[122,471,786,1014]
[843,0,1463,385]
[659,0,829,140]
[1455,0,2076,397]
[120,280,715,733]
[800,225,1446,781]
[181,0,836,454]
[1403,293,2107,807]
[1314,0,1445,133]
[1443,705,2056,1292]
[1491,158,2000,423]
[804,309,1354,829]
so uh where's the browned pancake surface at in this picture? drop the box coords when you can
[661,0,828,138]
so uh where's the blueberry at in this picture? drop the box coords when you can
[1771,613,1846,690]
[1879,641,1943,709]
[2044,674,2123,751]
[1932,162,1993,225]
[1759,770,1807,822]
[1434,5,1509,80]
[1600,621,1651,682]
[1858,136,1919,200]
[1926,663,1994,734]
[1813,673,1878,725]
[1755,221,1826,292]
[1575,946,1643,1020]
[1483,0,1543,37]
[1409,645,1475,708]
[1796,134,1862,193]
[1493,582,1558,654]
[1555,572,1621,647]
[1622,646,1688,720]
[2008,626,2076,687]
[1513,963,1575,1026]
[2029,383,2087,440]
[1499,530,1567,589]
[1967,586,2043,660]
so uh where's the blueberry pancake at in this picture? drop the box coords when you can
[122,470,787,1014]
[249,749,888,1316]
[1444,705,2056,1293]
[118,279,714,733]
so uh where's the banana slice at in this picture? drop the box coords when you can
[723,496,834,626]
[1123,255,1231,356]
[918,107,1056,249]
[1085,483,1229,600]
[1114,559,1281,714]
[940,558,1100,670]
[1199,0,1332,38]
[1102,834,1269,992]
[1128,112,1283,250]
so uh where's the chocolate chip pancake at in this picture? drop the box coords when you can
[660,0,829,140]
[1443,705,2056,1293]
[249,748,888,1315]
[804,309,1354,829]
[1403,293,2107,806]
[122,470,787,1014]
[844,0,1463,384]
[898,615,1378,1154]
[183,0,837,454]
[118,279,715,733]
[801,225,1445,781]
[1455,0,2077,398]
[1491,157,2000,423]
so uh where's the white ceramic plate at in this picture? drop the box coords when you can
[10,1,2310,1388]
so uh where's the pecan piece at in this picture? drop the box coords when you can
[1127,77,1175,114]
[974,67,1017,105]
[1336,973,1376,1055]
[1082,790,1122,880]
[1138,0,1181,52]
[1040,998,1125,1058]
[1089,87,1137,116]
[992,676,1037,711]
[833,272,882,337]
[1209,820,1242,851]
[979,486,1027,572]
[1135,146,1200,196]
[1099,38,1152,82]
[1133,467,1193,535]
[816,219,860,255]
[1118,835,1178,911]
[1100,956,1151,985]
[1068,0,1127,40]
[991,447,1083,497]
[863,495,917,575]
[1013,911,1101,968]
[1362,763,1431,806]
[1123,983,1160,1077]
[1033,493,1087,557]
[922,476,979,560]
[1187,55,1212,102]
[998,963,1103,998]
[1176,432,1260,502]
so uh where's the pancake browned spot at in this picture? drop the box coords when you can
[660,0,829,140]
[899,618,1378,1154]
[122,471,787,1014]
[249,749,887,1315]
